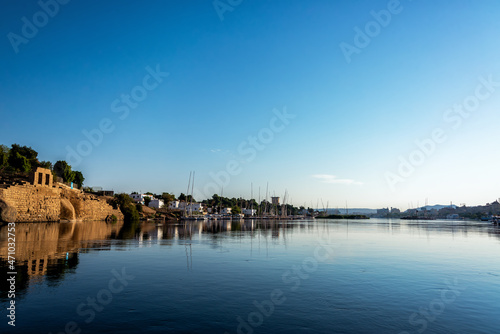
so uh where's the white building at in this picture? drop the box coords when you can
[242,208,256,216]
[148,199,164,209]
[129,193,153,205]
[178,202,204,213]
[169,200,180,209]
[187,203,203,213]
[221,207,232,214]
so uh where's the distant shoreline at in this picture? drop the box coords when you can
[316,214,369,220]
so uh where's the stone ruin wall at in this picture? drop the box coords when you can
[0,184,61,222]
[60,188,123,222]
[0,168,123,223]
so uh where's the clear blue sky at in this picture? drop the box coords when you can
[2,0,500,209]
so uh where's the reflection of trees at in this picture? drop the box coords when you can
[0,218,325,301]
[1,219,498,301]
[116,221,141,240]
[131,219,307,243]
[45,252,79,287]
[0,221,124,301]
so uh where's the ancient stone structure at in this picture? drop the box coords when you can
[59,187,123,222]
[0,184,60,222]
[0,199,16,222]
[0,169,123,223]
[29,167,53,188]
[60,198,76,221]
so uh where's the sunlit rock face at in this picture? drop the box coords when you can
[0,182,123,223]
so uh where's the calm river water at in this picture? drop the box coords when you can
[1,219,499,333]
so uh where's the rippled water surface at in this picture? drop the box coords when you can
[1,219,500,333]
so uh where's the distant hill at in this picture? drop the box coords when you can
[417,205,456,211]
[326,208,377,215]
[323,206,456,215]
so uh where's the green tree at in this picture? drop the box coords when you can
[178,193,195,202]
[0,145,9,168]
[161,192,176,208]
[9,152,31,172]
[231,206,241,214]
[54,160,76,183]
[7,144,42,172]
[38,161,53,170]
[113,194,140,222]
[122,204,140,222]
[144,196,152,207]
[73,171,85,188]
[135,203,143,212]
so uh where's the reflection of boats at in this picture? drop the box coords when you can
[182,216,207,221]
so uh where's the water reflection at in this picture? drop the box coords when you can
[136,219,298,241]
[1,219,499,301]
[0,221,124,300]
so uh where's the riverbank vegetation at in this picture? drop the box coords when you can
[0,143,85,188]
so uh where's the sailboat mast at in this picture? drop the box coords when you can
[258,186,261,217]
[184,171,192,217]
[265,182,269,216]
[219,187,223,214]
[251,183,253,212]
[189,171,195,216]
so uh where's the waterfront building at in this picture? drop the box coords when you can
[149,199,164,209]
[129,193,153,204]
[169,200,180,209]
[242,208,256,216]
[221,207,232,214]
[179,202,204,213]
[188,203,203,213]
